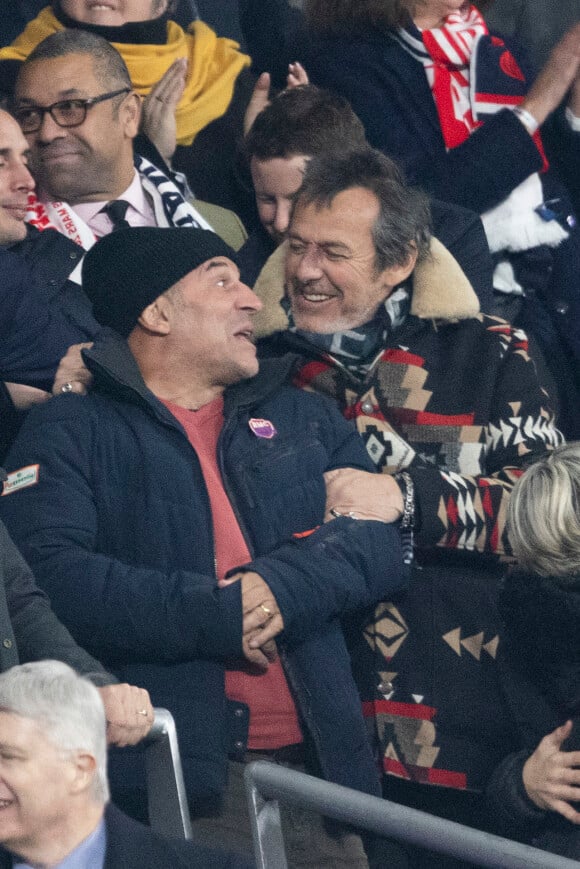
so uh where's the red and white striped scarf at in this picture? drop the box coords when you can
[421,5,488,147]
[395,5,549,166]
[396,4,487,148]
[394,5,562,273]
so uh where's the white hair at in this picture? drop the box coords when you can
[507,442,580,583]
[0,661,109,802]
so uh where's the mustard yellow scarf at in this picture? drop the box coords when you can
[1,6,251,145]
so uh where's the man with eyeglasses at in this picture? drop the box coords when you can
[0,27,246,450]
[15,86,134,136]
[13,28,246,246]
[0,108,159,748]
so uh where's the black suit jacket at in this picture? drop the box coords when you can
[0,803,254,868]
[0,519,110,680]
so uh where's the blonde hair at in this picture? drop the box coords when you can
[507,443,580,582]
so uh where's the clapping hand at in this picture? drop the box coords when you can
[523,721,580,823]
[142,58,187,164]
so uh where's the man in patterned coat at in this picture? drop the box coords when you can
[255,146,563,850]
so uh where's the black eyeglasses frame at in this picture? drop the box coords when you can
[13,88,132,133]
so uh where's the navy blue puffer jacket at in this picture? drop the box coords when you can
[1,332,405,807]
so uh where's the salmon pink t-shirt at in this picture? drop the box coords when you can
[162,396,302,749]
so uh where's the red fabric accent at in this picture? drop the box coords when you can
[383,757,411,779]
[447,530,460,548]
[292,527,319,539]
[532,130,550,173]
[292,359,331,389]
[474,92,521,106]
[425,54,474,147]
[499,50,525,81]
[362,700,437,720]
[162,397,302,750]
[383,347,425,367]
[421,6,549,170]
[392,407,474,426]
[513,335,529,351]
[446,495,459,527]
[428,768,468,788]
[416,410,475,426]
[25,193,58,233]
[383,757,468,789]
[489,520,500,551]
[480,484,494,518]
[421,7,487,149]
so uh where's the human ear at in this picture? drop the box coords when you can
[152,0,170,14]
[380,246,418,289]
[137,296,173,335]
[120,92,142,139]
[69,752,97,795]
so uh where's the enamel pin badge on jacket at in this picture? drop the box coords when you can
[249,418,277,439]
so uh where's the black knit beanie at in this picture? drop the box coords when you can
[82,227,238,337]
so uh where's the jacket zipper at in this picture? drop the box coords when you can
[216,404,326,756]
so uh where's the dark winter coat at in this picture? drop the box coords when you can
[0,517,112,681]
[0,333,406,809]
[486,571,580,859]
[2,227,99,388]
[254,240,562,795]
[0,802,255,868]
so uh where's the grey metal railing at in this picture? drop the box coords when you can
[144,708,193,840]
[245,761,579,869]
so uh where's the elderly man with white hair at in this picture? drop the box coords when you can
[0,661,253,868]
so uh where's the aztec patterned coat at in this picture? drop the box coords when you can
[254,238,563,794]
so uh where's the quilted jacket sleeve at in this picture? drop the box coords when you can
[0,407,244,666]
[234,388,407,642]
[247,516,405,644]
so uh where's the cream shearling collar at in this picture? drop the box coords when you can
[252,236,480,339]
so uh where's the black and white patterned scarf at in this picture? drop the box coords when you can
[26,154,211,257]
[285,285,410,379]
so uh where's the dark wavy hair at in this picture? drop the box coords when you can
[305,0,493,34]
[305,0,412,33]
[293,147,432,270]
[245,84,367,162]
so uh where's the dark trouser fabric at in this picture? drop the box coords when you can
[190,755,370,869]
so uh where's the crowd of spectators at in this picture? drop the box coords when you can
[0,2,578,866]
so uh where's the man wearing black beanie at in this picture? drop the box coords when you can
[82,226,242,339]
[0,226,407,868]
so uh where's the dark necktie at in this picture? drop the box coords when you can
[101,199,131,232]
